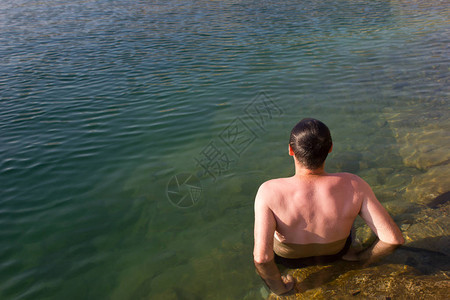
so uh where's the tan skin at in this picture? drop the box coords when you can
[253,144,405,295]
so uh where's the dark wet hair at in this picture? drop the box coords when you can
[289,118,332,170]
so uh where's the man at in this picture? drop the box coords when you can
[253,118,404,295]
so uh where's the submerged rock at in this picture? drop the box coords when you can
[427,191,450,209]
[401,200,450,255]
[267,263,449,299]
[383,107,450,206]
[404,164,450,206]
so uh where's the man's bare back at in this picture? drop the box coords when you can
[257,172,402,246]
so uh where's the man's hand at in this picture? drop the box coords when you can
[341,247,360,261]
[342,238,401,266]
[254,259,296,296]
[264,273,295,296]
[276,274,295,295]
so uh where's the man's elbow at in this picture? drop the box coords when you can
[382,233,405,246]
[394,235,405,245]
[392,229,405,245]
[253,253,273,265]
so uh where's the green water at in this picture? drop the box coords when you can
[0,0,448,299]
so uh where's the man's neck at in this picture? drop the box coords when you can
[294,163,326,177]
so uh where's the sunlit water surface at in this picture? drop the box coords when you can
[0,0,448,299]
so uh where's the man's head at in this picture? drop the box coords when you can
[289,118,332,170]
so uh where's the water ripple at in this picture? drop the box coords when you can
[0,0,449,299]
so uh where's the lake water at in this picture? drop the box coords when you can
[0,0,448,299]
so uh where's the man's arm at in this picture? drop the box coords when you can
[358,178,404,245]
[253,183,295,295]
[346,177,404,263]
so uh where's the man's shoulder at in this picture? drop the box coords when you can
[329,172,364,181]
[328,172,372,192]
[259,177,291,189]
[256,177,290,199]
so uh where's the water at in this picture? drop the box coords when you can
[0,0,448,299]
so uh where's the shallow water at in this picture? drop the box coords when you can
[0,0,448,299]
